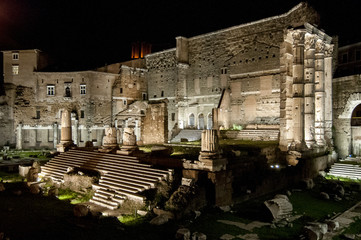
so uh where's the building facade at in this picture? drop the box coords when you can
[1,3,337,156]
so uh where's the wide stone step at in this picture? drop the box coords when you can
[45,159,168,179]
[90,197,118,210]
[93,183,145,202]
[328,163,361,179]
[101,175,156,188]
[99,178,148,191]
[67,149,140,161]
[51,154,170,175]
[65,151,141,164]
[95,181,140,193]
[53,154,154,169]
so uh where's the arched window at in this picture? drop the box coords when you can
[189,113,195,127]
[207,113,213,129]
[351,104,361,126]
[198,113,205,129]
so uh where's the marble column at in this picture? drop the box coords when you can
[324,43,334,145]
[292,30,305,148]
[60,110,72,143]
[53,122,58,149]
[314,39,326,146]
[16,123,22,150]
[304,33,316,148]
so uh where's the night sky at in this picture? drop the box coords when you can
[0,0,360,70]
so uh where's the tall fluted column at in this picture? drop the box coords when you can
[304,33,316,148]
[292,30,305,148]
[16,123,22,149]
[314,39,326,146]
[53,122,58,149]
[324,43,334,145]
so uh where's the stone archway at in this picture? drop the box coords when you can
[335,93,361,157]
[198,113,205,130]
[351,104,361,156]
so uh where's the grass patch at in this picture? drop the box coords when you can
[57,188,93,204]
[0,171,24,182]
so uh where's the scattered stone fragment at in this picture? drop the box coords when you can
[264,195,293,221]
[194,210,201,219]
[219,234,235,240]
[219,206,231,212]
[175,228,190,240]
[236,233,259,240]
[325,220,339,232]
[136,210,147,216]
[73,204,89,217]
[320,192,330,200]
[343,233,356,240]
[335,184,345,197]
[29,184,40,194]
[303,225,323,240]
[149,214,169,225]
[192,232,206,240]
[301,178,314,189]
[153,208,174,219]
[48,186,58,197]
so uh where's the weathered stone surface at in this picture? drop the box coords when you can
[149,214,169,225]
[192,232,206,240]
[29,184,41,194]
[325,220,339,232]
[264,195,293,221]
[153,208,174,219]
[48,187,58,197]
[175,228,190,240]
[73,204,89,217]
[19,165,31,178]
[301,178,315,189]
[26,167,39,182]
[320,192,330,200]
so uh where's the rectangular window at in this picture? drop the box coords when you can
[120,88,123,94]
[161,90,164,97]
[12,52,19,60]
[342,53,348,63]
[142,93,147,100]
[172,113,175,121]
[36,111,40,119]
[81,110,85,118]
[356,50,361,61]
[12,65,19,75]
[80,84,86,95]
[123,100,127,105]
[47,85,55,96]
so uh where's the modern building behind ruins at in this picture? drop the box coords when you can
[1,2,351,158]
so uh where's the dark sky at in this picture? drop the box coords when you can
[0,0,360,70]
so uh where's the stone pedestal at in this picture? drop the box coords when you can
[57,110,74,152]
[117,127,140,156]
[99,127,119,153]
[183,130,227,172]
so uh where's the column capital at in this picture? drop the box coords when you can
[315,39,325,53]
[292,30,305,46]
[304,33,316,50]
[324,44,334,58]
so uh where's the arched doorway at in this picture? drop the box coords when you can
[351,104,361,156]
[188,113,195,128]
[198,113,205,129]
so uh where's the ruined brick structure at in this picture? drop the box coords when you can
[333,42,361,157]
[1,3,336,156]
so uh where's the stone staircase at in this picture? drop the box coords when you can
[40,149,172,210]
[328,163,361,180]
[171,129,203,142]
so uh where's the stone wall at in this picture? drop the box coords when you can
[333,75,361,157]
[142,101,168,145]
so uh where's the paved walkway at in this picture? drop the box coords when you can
[324,200,361,239]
